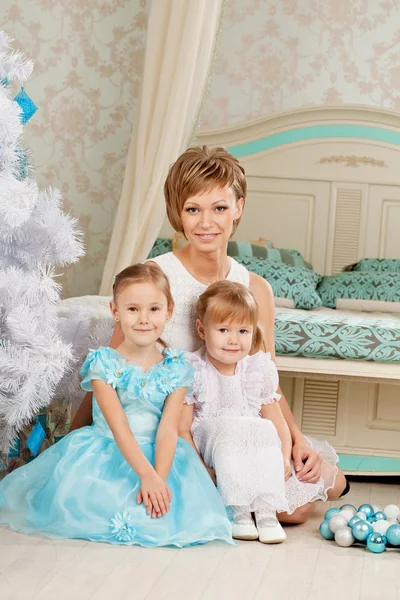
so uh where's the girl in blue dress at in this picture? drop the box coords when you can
[0,263,233,547]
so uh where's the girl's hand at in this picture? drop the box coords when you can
[283,457,292,481]
[136,471,171,518]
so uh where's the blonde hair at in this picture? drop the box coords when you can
[113,263,174,348]
[164,145,247,235]
[195,281,265,354]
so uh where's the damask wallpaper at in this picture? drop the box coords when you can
[2,0,399,297]
[0,0,149,297]
[199,0,400,132]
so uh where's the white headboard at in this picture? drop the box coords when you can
[159,106,400,274]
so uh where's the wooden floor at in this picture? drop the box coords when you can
[1,479,399,600]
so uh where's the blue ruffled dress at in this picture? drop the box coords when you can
[0,347,233,547]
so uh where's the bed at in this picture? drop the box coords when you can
[174,106,400,475]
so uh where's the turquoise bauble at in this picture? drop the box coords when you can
[352,520,373,541]
[386,524,400,546]
[374,511,387,521]
[319,520,334,540]
[366,532,386,553]
[324,507,341,521]
[367,516,377,524]
[358,504,374,518]
[348,516,362,528]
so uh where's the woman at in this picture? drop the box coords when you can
[71,146,347,523]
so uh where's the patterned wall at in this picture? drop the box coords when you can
[0,0,149,297]
[2,0,399,297]
[199,0,400,132]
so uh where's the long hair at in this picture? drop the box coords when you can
[113,263,174,348]
[195,280,265,353]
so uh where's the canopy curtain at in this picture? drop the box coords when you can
[100,0,224,295]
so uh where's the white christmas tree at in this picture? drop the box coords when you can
[0,32,84,458]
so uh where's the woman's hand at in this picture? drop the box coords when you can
[292,441,322,483]
[136,471,172,518]
[283,457,292,481]
[206,466,217,485]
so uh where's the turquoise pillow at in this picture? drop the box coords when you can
[147,238,172,259]
[318,272,400,308]
[235,257,321,310]
[228,244,312,269]
[351,258,400,274]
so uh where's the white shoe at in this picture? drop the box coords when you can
[231,506,259,541]
[255,507,286,544]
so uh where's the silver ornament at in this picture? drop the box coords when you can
[383,504,400,520]
[340,509,354,523]
[373,520,390,535]
[356,512,367,521]
[335,526,355,547]
[329,514,348,533]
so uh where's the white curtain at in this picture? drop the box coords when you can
[100,0,223,295]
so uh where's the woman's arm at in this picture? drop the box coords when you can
[249,272,322,483]
[92,379,170,516]
[69,322,124,431]
[179,404,217,484]
[261,402,292,480]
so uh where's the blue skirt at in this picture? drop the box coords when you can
[0,427,233,548]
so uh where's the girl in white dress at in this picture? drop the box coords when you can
[180,281,338,543]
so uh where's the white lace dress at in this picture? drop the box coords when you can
[186,348,338,514]
[149,252,250,351]
[149,252,339,509]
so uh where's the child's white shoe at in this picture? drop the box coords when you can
[231,506,258,540]
[255,506,286,544]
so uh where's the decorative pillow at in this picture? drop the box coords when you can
[235,257,321,310]
[350,258,400,274]
[172,232,274,255]
[147,237,172,258]
[318,272,400,312]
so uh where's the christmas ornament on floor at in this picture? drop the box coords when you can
[319,503,400,553]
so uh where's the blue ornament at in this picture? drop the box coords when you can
[352,520,373,541]
[367,516,377,524]
[348,516,362,529]
[366,532,386,553]
[324,507,341,521]
[358,504,374,519]
[374,511,386,521]
[13,87,38,124]
[319,520,334,540]
[386,524,400,546]
[26,418,46,457]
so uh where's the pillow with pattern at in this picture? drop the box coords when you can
[172,232,274,256]
[318,272,400,312]
[349,258,400,274]
[235,257,321,310]
[147,237,172,258]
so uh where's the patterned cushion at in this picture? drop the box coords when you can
[318,272,400,309]
[172,232,274,256]
[235,257,322,310]
[351,258,400,274]
[147,237,173,258]
[275,309,400,362]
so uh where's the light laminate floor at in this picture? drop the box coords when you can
[1,479,399,600]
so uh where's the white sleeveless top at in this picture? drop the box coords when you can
[149,252,250,351]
